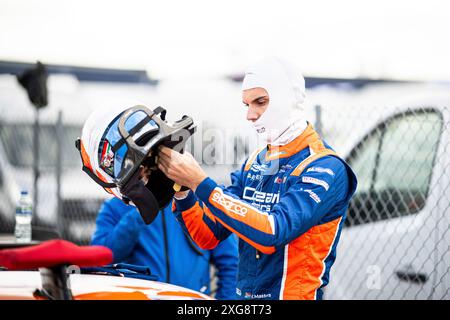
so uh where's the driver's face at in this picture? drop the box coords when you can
[242,87,269,122]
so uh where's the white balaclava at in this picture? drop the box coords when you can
[242,56,308,146]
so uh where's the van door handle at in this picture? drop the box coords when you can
[395,268,429,284]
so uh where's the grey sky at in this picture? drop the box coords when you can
[0,0,449,80]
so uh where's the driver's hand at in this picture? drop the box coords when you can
[157,146,207,192]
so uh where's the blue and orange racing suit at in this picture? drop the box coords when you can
[172,124,357,300]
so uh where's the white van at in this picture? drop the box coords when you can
[324,95,450,299]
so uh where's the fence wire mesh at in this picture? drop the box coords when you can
[319,104,450,300]
[0,118,108,244]
[0,86,448,300]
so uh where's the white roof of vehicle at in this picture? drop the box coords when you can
[306,82,450,157]
[0,74,158,125]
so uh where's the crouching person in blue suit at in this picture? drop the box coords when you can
[91,197,239,299]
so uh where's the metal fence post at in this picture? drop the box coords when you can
[56,110,63,238]
[32,108,40,223]
[315,104,323,136]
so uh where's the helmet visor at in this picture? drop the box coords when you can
[99,110,159,180]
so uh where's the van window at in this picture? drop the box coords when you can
[344,129,383,226]
[347,130,382,193]
[346,110,442,227]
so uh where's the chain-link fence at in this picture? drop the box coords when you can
[0,114,108,244]
[0,79,448,299]
[316,102,450,300]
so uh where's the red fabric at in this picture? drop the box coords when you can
[0,240,113,270]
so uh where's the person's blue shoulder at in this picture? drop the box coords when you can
[104,197,129,211]
[98,197,136,220]
[105,196,126,206]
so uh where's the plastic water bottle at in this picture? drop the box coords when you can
[14,191,33,243]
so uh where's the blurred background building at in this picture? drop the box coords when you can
[0,0,449,299]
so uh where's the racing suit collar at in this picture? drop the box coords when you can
[266,122,325,161]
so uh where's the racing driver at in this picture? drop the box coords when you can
[156,56,358,300]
